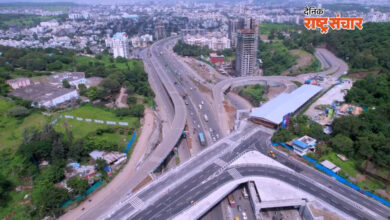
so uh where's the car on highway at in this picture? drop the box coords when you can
[204,114,208,122]
[201,100,204,105]
[199,104,202,109]
[185,101,189,105]
[242,188,248,199]
[235,217,240,220]
[242,212,247,220]
[237,205,242,212]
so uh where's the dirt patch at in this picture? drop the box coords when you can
[309,202,345,220]
[260,34,270,43]
[375,189,390,200]
[190,77,212,95]
[355,173,366,182]
[264,85,286,100]
[283,49,314,75]
[184,57,214,81]
[223,100,236,130]
[132,175,152,193]
[347,70,380,80]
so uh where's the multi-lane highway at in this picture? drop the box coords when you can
[105,123,390,220]
[64,37,389,220]
[101,41,390,220]
[155,37,222,144]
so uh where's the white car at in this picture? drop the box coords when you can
[242,212,247,220]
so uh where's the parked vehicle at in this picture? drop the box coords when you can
[228,194,236,207]
[237,205,242,212]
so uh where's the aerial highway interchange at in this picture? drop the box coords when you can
[66,37,390,220]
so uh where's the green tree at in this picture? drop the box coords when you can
[127,96,137,105]
[95,158,108,174]
[130,104,145,117]
[0,174,12,206]
[67,176,89,196]
[8,106,30,118]
[40,163,65,184]
[115,108,131,117]
[86,86,98,100]
[32,179,70,218]
[78,83,87,96]
[51,139,65,162]
[18,141,52,162]
[271,129,295,143]
[67,140,87,162]
[62,79,71,88]
[47,60,63,71]
[330,134,354,156]
[100,77,120,93]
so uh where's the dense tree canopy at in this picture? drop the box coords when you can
[173,40,212,57]
[286,22,390,71]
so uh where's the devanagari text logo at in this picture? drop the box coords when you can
[303,6,363,34]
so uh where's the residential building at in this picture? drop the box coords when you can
[235,18,258,77]
[292,135,317,156]
[228,18,245,47]
[6,77,31,89]
[183,33,230,51]
[154,22,166,40]
[131,34,153,48]
[9,84,78,108]
[111,32,130,58]
[47,72,86,88]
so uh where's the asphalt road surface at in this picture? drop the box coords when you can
[105,125,390,220]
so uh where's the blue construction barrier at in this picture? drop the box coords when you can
[271,142,390,207]
[124,131,137,154]
[61,180,103,208]
[302,155,390,207]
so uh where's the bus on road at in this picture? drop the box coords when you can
[198,132,206,146]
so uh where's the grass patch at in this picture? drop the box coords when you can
[54,104,139,140]
[318,152,358,177]
[0,14,64,29]
[237,84,265,106]
[356,176,387,192]
[0,99,48,150]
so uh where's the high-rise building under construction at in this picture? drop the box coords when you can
[235,18,258,76]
